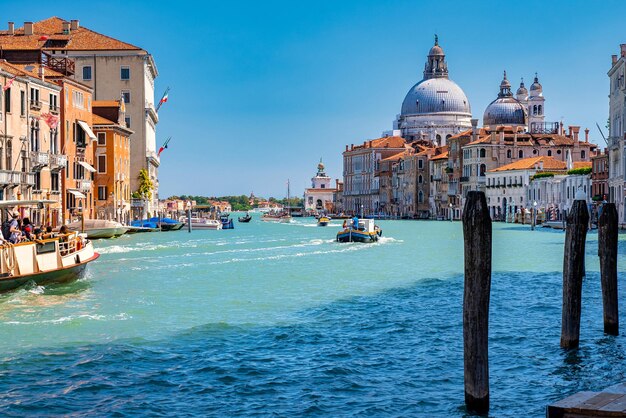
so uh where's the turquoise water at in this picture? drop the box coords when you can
[1,214,625,416]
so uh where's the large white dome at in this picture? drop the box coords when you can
[401,78,471,116]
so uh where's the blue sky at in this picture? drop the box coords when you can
[4,0,626,198]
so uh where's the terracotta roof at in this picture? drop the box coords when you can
[92,114,115,125]
[93,100,120,108]
[381,150,408,162]
[430,151,449,161]
[573,161,592,169]
[348,136,406,152]
[0,17,142,51]
[489,156,567,172]
[8,62,64,78]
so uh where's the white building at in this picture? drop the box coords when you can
[608,44,626,222]
[529,174,591,221]
[304,160,339,213]
[393,36,472,145]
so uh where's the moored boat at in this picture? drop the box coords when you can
[336,218,382,243]
[261,211,292,223]
[148,217,184,231]
[220,214,234,229]
[186,217,222,230]
[66,219,129,239]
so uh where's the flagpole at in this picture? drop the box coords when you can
[156,87,170,112]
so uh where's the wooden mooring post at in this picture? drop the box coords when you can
[598,203,619,335]
[462,191,491,414]
[561,195,589,349]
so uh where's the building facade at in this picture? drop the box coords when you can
[607,44,626,222]
[304,160,340,213]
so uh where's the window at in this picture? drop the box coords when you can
[34,172,41,191]
[480,164,486,177]
[51,173,59,192]
[49,93,58,111]
[518,150,523,159]
[20,90,25,116]
[547,150,552,157]
[479,148,486,158]
[321,184,325,189]
[98,186,108,201]
[82,66,92,81]
[75,123,86,148]
[98,155,106,173]
[581,150,586,159]
[72,91,84,109]
[97,132,106,146]
[418,159,423,169]
[125,116,131,128]
[5,140,11,171]
[120,66,130,80]
[418,175,423,184]
[507,149,512,159]
[3,87,9,113]
[121,90,131,104]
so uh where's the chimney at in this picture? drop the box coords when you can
[7,22,14,35]
[621,44,626,57]
[559,121,564,136]
[612,55,618,65]
[345,145,348,151]
[471,118,478,142]
[71,20,79,30]
[38,65,44,80]
[62,21,70,34]
[498,127,505,144]
[585,128,589,142]
[567,126,572,138]
[571,126,580,144]
[24,22,33,36]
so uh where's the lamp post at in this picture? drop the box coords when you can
[449,202,453,222]
[186,200,192,233]
[361,204,364,219]
[531,200,537,230]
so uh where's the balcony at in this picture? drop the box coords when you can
[41,52,75,76]
[21,172,35,186]
[146,151,160,167]
[0,170,22,184]
[50,105,59,115]
[131,198,145,208]
[460,176,470,183]
[30,100,42,111]
[116,172,126,181]
[30,151,49,171]
[50,153,67,170]
[145,101,159,124]
[77,180,92,193]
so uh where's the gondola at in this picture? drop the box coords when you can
[238,214,252,223]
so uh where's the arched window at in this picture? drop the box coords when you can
[533,105,537,115]
[418,175,423,184]
[418,191,424,203]
[538,105,542,115]
[547,150,552,157]
[480,164,486,176]
[436,134,441,142]
[581,150,586,159]
[518,150,524,158]
[446,134,452,141]
[5,140,11,170]
[507,149,512,159]
[479,148,486,158]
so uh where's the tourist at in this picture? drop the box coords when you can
[21,217,33,241]
[8,213,22,244]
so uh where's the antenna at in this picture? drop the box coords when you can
[595,122,608,145]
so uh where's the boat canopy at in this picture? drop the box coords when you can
[0,199,56,208]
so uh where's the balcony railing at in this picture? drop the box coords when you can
[0,170,22,184]
[50,105,59,115]
[50,153,67,168]
[460,176,469,182]
[146,151,160,166]
[21,172,35,186]
[78,180,92,193]
[30,100,42,111]
[41,52,75,76]
[30,151,49,169]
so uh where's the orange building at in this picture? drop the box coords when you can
[47,76,96,223]
[92,100,132,223]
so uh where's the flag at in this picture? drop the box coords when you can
[2,75,16,91]
[40,112,59,129]
[159,93,168,105]
[155,87,170,112]
[157,137,172,157]
[39,35,49,41]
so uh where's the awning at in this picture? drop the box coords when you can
[68,189,87,199]
[77,120,97,141]
[78,161,96,173]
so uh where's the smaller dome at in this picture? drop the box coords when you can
[530,73,542,92]
[483,72,527,127]
[428,34,444,56]
[516,79,528,96]
[318,162,325,171]
[500,71,511,90]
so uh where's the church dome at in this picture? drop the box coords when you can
[483,71,527,127]
[401,78,471,116]
[530,73,542,95]
[516,79,528,97]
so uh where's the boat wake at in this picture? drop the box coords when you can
[4,312,131,325]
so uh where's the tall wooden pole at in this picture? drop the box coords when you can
[561,196,589,349]
[598,203,618,335]
[462,191,491,414]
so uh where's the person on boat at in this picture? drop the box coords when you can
[352,216,359,230]
[342,219,347,229]
[21,217,33,241]
[8,213,22,244]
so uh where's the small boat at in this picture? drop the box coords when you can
[147,217,184,231]
[66,219,129,239]
[261,211,292,223]
[186,217,222,230]
[220,214,234,229]
[317,216,331,226]
[0,200,99,293]
[336,218,382,243]
[542,220,566,230]
[238,214,252,223]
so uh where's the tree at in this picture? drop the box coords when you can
[137,168,154,200]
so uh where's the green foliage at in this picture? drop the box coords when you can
[136,169,153,200]
[567,167,592,176]
[532,172,555,180]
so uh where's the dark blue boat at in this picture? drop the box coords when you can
[220,214,234,229]
[148,217,184,231]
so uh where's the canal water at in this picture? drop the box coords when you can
[1,214,625,416]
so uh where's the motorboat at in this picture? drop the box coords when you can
[261,211,292,223]
[148,217,184,231]
[220,214,234,229]
[0,200,99,292]
[238,214,252,223]
[184,217,222,230]
[317,216,331,226]
[336,218,382,243]
[66,219,129,239]
[128,220,161,233]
